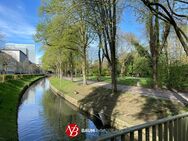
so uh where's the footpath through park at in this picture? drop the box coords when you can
[50,77,188,128]
[63,77,188,105]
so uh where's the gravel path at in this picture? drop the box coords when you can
[63,77,188,104]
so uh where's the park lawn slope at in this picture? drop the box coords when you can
[0,75,44,141]
[50,77,188,127]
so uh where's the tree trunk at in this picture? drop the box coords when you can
[98,47,102,81]
[60,63,62,80]
[111,0,117,93]
[111,58,117,93]
[131,61,134,76]
[164,41,169,78]
[55,68,58,77]
[65,64,67,77]
[58,65,62,87]
[154,0,159,88]
[98,33,103,81]
[152,55,158,88]
[70,52,74,82]
[75,68,77,77]
[82,48,87,85]
[120,63,125,78]
[149,6,159,89]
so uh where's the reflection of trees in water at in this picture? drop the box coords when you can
[21,80,41,104]
[21,79,47,104]
[42,91,88,141]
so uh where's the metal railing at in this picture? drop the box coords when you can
[97,113,188,141]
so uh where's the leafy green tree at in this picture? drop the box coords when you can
[81,0,124,92]
[36,0,94,85]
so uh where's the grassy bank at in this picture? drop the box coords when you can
[0,75,44,141]
[88,76,153,88]
[49,77,111,101]
[50,77,188,127]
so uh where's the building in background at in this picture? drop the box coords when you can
[1,49,28,63]
[5,43,36,64]
[0,49,31,74]
[0,44,41,74]
[0,50,19,74]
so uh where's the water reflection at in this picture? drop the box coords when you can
[18,78,105,141]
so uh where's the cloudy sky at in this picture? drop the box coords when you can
[0,0,145,62]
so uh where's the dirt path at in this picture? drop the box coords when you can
[63,77,188,104]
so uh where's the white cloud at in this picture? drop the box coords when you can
[0,4,36,41]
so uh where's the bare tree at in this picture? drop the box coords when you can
[141,0,188,55]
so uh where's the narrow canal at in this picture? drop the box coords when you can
[18,78,106,141]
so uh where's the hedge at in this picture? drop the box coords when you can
[168,65,188,91]
[0,74,44,83]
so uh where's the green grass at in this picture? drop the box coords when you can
[49,77,112,101]
[0,75,44,141]
[50,77,188,126]
[88,76,153,88]
[50,77,78,97]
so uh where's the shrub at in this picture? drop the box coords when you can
[0,74,44,83]
[0,75,5,82]
[168,65,188,91]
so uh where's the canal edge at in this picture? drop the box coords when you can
[49,83,132,129]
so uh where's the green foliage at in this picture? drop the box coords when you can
[133,42,151,61]
[36,0,91,80]
[122,52,152,77]
[157,54,169,87]
[0,74,13,82]
[133,56,152,77]
[90,65,110,77]
[168,65,188,91]
[0,74,43,83]
[157,53,188,91]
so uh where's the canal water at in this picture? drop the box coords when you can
[18,78,106,141]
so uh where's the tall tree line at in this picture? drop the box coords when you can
[36,0,187,93]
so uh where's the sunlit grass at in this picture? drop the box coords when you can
[0,75,43,140]
[88,76,153,88]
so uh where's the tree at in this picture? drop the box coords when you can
[141,0,188,55]
[81,0,122,93]
[36,0,94,85]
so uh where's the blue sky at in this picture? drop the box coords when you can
[0,0,144,62]
[0,0,42,63]
[0,0,40,43]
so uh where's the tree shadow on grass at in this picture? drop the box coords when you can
[78,84,186,129]
[78,86,125,128]
[133,95,186,122]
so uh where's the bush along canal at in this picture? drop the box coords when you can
[18,78,108,141]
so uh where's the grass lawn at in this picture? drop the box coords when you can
[50,77,188,126]
[50,77,111,101]
[88,76,153,88]
[0,75,44,141]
